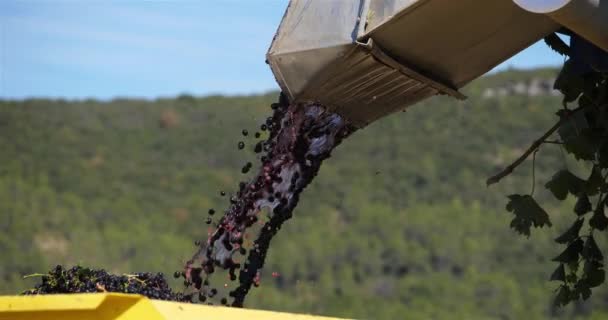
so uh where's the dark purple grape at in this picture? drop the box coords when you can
[238,141,245,150]
[241,162,252,174]
[254,142,263,153]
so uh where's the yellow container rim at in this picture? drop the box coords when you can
[0,293,350,320]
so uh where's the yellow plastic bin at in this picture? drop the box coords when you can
[0,293,350,320]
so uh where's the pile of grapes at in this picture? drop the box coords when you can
[23,265,192,302]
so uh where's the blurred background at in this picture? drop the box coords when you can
[1,1,606,319]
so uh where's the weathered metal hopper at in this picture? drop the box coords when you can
[267,0,560,127]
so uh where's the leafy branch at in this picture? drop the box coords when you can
[490,32,608,307]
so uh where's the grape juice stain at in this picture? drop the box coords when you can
[184,95,356,307]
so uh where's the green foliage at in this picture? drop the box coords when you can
[1,69,607,319]
[494,34,608,309]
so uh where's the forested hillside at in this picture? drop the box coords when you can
[1,68,607,319]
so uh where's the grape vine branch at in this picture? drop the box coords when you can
[486,106,586,186]
[487,31,608,307]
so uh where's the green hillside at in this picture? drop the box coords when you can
[1,68,607,319]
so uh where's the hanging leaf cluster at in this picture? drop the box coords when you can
[501,33,608,307]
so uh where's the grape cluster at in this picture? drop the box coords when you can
[22,265,192,302]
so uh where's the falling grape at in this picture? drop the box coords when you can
[241,162,252,174]
[254,142,263,153]
[184,97,355,307]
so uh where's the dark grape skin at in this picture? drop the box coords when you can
[238,141,245,150]
[241,162,252,174]
[254,142,263,153]
[23,265,192,302]
[208,209,215,215]
[242,129,248,136]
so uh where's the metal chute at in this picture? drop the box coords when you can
[267,0,560,127]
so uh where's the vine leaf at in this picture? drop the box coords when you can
[574,194,592,216]
[584,166,603,195]
[557,111,597,161]
[555,218,584,244]
[545,170,585,200]
[550,264,566,282]
[544,33,570,57]
[582,235,603,261]
[559,130,597,161]
[583,260,605,288]
[575,280,592,300]
[554,285,571,307]
[554,59,586,104]
[553,239,584,264]
[566,270,579,284]
[590,206,608,231]
[506,194,552,236]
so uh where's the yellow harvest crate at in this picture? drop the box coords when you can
[0,293,349,320]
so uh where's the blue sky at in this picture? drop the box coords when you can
[0,0,564,100]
